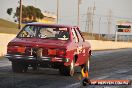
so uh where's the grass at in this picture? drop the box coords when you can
[0,18,18,28]
[0,56,4,60]
[0,18,19,34]
[0,27,20,34]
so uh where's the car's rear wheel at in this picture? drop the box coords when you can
[69,59,75,76]
[12,62,27,73]
[86,57,90,72]
[59,59,75,76]
[81,57,90,86]
[81,56,90,73]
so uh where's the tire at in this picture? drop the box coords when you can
[59,59,75,76]
[12,62,27,73]
[81,57,91,86]
[86,57,90,72]
[81,56,90,73]
[32,64,39,71]
[82,78,91,86]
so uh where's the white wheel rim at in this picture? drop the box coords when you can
[70,60,74,76]
[87,59,90,71]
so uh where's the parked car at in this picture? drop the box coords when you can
[6,23,91,76]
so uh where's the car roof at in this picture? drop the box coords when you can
[26,22,78,28]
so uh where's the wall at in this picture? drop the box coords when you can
[87,40,132,50]
[0,33,16,56]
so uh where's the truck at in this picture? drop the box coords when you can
[6,23,91,76]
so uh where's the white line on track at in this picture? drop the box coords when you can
[63,82,80,88]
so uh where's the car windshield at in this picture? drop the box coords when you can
[17,25,70,40]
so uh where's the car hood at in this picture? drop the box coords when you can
[9,38,69,48]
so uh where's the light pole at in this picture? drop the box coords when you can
[57,0,59,23]
[19,0,22,29]
[107,9,112,40]
[91,2,96,38]
[99,17,101,40]
[77,0,80,26]
[77,0,82,26]
[115,25,118,42]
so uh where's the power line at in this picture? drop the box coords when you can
[82,13,132,20]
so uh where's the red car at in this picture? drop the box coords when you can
[6,23,91,76]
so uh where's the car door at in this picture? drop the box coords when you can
[71,28,81,64]
[74,28,87,65]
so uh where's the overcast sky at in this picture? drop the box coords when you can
[0,0,132,33]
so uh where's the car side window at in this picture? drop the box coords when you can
[71,28,79,42]
[18,26,36,38]
[75,28,84,42]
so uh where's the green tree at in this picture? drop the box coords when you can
[14,5,44,22]
[35,8,44,19]
[7,8,13,15]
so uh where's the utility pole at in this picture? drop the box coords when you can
[77,0,80,26]
[99,17,101,40]
[19,0,22,29]
[85,8,89,32]
[115,25,118,42]
[107,9,112,40]
[85,6,96,40]
[85,7,93,39]
[88,7,92,34]
[77,0,84,26]
[85,7,91,33]
[77,0,81,26]
[57,0,59,23]
[85,2,96,39]
[91,2,96,38]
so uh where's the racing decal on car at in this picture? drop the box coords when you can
[82,49,86,53]
[76,46,83,54]
[82,49,86,56]
[59,28,68,31]
[58,35,68,40]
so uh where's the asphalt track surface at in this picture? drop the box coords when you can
[0,48,132,88]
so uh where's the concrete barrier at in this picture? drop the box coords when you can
[0,33,16,56]
[87,40,132,50]
[0,33,132,56]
